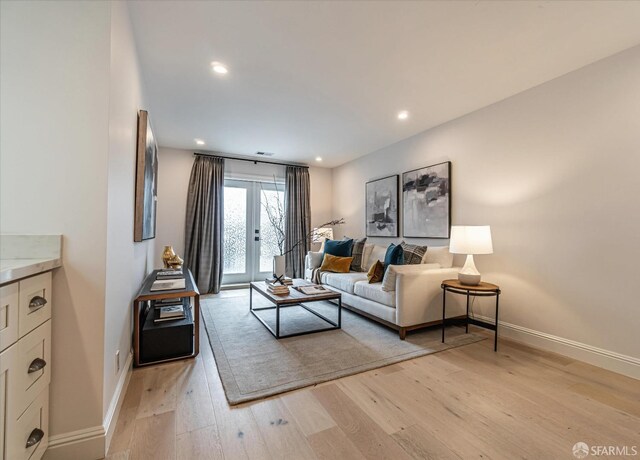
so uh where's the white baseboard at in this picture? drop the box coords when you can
[44,352,133,460]
[474,314,640,380]
[45,426,105,460]
[105,351,133,450]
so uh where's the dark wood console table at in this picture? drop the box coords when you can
[133,269,200,367]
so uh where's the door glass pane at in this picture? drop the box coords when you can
[223,186,247,274]
[259,188,285,273]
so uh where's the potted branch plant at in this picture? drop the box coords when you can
[261,179,344,282]
[260,180,287,279]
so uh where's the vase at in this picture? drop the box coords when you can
[167,254,183,270]
[162,246,176,268]
[273,255,286,280]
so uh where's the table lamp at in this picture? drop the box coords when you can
[449,225,493,285]
[312,227,333,251]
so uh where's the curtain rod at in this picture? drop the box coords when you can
[193,152,309,169]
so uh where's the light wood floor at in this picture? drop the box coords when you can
[107,293,640,460]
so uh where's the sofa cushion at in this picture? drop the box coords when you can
[367,260,384,283]
[320,272,368,294]
[423,246,454,268]
[400,241,428,265]
[381,265,397,292]
[323,238,353,257]
[345,237,367,271]
[339,291,397,324]
[366,245,387,270]
[383,244,404,271]
[354,281,396,308]
[319,254,352,273]
[306,251,324,269]
[361,243,375,270]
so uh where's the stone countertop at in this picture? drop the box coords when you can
[0,234,63,285]
[0,257,62,285]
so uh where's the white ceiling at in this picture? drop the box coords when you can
[128,1,640,168]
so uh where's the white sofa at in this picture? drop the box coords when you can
[304,244,465,339]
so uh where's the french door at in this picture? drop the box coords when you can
[222,179,285,285]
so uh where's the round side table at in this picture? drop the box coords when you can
[441,279,501,351]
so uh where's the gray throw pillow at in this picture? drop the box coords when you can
[345,236,367,271]
[400,241,428,265]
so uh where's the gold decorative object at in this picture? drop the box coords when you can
[168,254,183,269]
[162,246,176,268]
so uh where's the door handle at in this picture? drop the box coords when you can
[254,236,260,241]
[26,428,44,448]
[29,296,47,311]
[28,358,47,373]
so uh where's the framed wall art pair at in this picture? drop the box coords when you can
[365,161,451,239]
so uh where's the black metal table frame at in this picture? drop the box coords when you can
[250,285,342,339]
[441,284,501,351]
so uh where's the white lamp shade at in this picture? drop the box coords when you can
[312,227,333,243]
[449,226,493,255]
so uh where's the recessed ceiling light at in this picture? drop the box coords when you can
[195,139,205,145]
[211,61,228,74]
[397,110,409,120]
[315,157,322,162]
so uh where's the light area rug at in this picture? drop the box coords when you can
[202,291,484,405]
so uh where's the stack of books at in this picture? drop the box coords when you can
[267,283,290,295]
[296,285,329,295]
[156,269,184,280]
[265,276,293,286]
[151,269,186,291]
[150,278,186,291]
[153,298,186,323]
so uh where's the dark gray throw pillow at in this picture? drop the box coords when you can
[345,236,367,271]
[400,241,428,265]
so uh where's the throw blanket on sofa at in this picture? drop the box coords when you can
[310,268,324,285]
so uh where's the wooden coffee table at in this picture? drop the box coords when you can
[249,279,342,339]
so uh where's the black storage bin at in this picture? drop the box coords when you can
[140,303,193,364]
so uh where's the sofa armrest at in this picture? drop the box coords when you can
[395,267,465,327]
[382,263,442,291]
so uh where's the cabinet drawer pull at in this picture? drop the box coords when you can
[28,357,47,373]
[29,296,47,311]
[26,428,44,448]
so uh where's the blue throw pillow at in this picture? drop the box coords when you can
[383,244,404,271]
[324,238,354,258]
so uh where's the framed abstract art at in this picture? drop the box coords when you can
[365,175,399,237]
[134,110,158,241]
[402,161,451,238]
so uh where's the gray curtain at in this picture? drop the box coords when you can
[184,156,224,293]
[284,166,311,278]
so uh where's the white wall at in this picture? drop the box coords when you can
[1,1,153,457]
[155,148,334,267]
[309,166,333,231]
[1,0,111,437]
[155,148,194,267]
[103,0,154,429]
[332,46,640,376]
